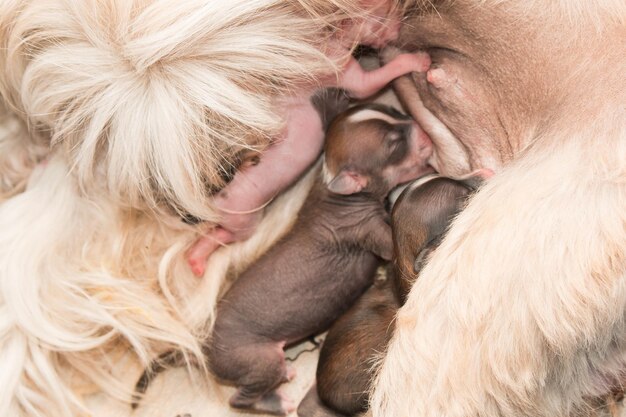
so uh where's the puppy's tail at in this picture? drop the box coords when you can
[297,384,347,417]
[131,349,191,409]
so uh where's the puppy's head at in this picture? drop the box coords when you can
[323,104,433,199]
[390,172,486,302]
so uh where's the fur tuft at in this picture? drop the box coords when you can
[0,1,391,415]
[0,0,361,220]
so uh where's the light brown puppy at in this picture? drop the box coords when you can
[372,1,626,416]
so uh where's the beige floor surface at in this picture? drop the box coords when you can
[86,334,626,417]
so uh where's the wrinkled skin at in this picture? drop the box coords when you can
[389,2,534,172]
[371,1,626,416]
[389,1,625,175]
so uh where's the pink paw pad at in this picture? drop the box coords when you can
[186,236,221,277]
[411,51,432,72]
[188,258,207,277]
[393,52,431,74]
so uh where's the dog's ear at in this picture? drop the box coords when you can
[327,170,369,195]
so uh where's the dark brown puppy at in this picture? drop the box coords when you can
[132,103,432,414]
[207,103,432,416]
[299,271,398,417]
[299,174,483,417]
[390,173,484,304]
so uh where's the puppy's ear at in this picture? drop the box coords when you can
[413,246,436,275]
[327,170,369,195]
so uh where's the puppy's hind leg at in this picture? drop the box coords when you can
[230,389,296,416]
[223,343,295,415]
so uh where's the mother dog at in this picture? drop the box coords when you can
[373,1,626,416]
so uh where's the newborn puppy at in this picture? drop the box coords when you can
[299,173,484,417]
[298,269,398,417]
[186,4,432,276]
[132,103,432,413]
[390,172,486,303]
[206,103,432,415]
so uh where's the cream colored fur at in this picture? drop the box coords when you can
[0,1,407,416]
[370,1,626,416]
[0,0,346,220]
[0,101,47,202]
[2,0,624,416]
[372,119,626,417]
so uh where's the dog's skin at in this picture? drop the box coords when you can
[370,1,626,416]
[299,174,482,417]
[185,4,433,277]
[207,103,432,416]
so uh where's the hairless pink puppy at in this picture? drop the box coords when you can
[187,1,431,276]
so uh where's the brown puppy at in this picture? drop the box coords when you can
[132,103,432,414]
[390,173,485,303]
[206,103,432,416]
[298,271,398,417]
[298,174,482,417]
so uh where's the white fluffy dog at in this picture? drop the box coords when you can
[1,0,625,417]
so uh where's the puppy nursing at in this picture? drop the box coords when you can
[134,104,432,415]
[207,104,431,415]
[299,174,482,417]
[185,8,432,276]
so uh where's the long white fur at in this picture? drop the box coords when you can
[0,0,410,416]
[0,0,359,220]
[370,1,626,416]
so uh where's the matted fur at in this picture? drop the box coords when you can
[370,1,626,416]
[0,1,410,416]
